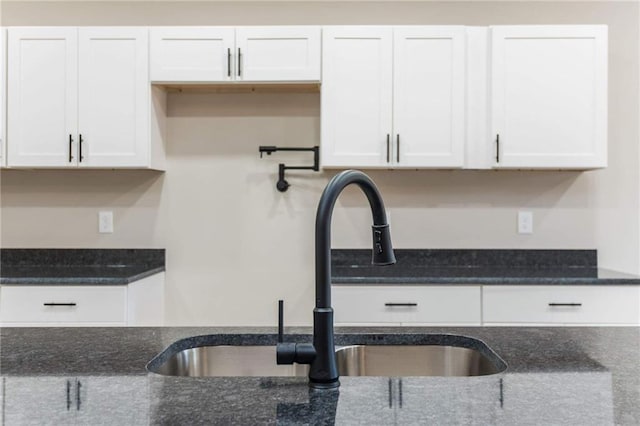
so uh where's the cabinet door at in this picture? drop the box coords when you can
[490,26,607,169]
[76,377,149,425]
[1,28,6,167]
[334,379,396,424]
[150,27,234,82]
[78,27,149,168]
[393,26,466,168]
[127,272,165,326]
[235,26,320,81]
[7,27,78,167]
[4,377,76,425]
[321,27,393,168]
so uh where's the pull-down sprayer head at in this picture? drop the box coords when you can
[372,224,396,266]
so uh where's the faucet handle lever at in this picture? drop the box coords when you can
[276,299,316,365]
[277,299,294,364]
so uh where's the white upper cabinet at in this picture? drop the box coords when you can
[78,28,149,167]
[150,27,234,82]
[321,27,393,168]
[149,26,321,83]
[235,26,321,81]
[7,27,151,169]
[3,25,609,171]
[321,26,466,169]
[393,26,466,168]
[7,27,78,167]
[490,25,608,169]
[1,28,6,167]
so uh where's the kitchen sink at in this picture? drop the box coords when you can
[335,345,501,377]
[147,336,506,378]
[150,345,309,377]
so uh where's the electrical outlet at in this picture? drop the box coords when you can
[518,211,533,234]
[99,211,114,234]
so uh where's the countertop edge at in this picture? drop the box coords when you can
[332,277,640,285]
[0,266,165,286]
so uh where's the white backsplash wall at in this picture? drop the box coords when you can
[0,1,638,326]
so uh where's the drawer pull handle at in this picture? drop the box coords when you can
[43,302,77,307]
[385,303,418,307]
[548,303,582,307]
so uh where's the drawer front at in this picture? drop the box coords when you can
[0,286,127,325]
[333,285,481,325]
[483,286,640,325]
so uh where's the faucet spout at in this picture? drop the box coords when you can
[315,170,396,308]
[310,170,396,389]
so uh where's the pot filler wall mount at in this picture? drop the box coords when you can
[258,145,320,192]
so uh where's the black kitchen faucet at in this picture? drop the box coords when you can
[277,169,396,389]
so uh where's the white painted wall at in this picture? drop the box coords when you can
[0,1,638,326]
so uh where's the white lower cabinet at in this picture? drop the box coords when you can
[483,285,640,325]
[0,286,127,325]
[334,284,640,326]
[3,377,72,425]
[75,377,150,425]
[3,376,148,425]
[0,272,164,326]
[333,285,481,325]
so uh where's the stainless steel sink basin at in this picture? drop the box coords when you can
[335,345,501,377]
[150,345,309,377]
[147,338,506,378]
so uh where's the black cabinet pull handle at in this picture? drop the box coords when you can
[549,303,582,307]
[79,134,84,162]
[237,48,242,77]
[44,302,77,306]
[386,134,390,163]
[496,134,500,163]
[278,300,284,343]
[76,380,81,411]
[396,134,400,163]
[68,134,74,163]
[385,303,418,307]
[66,380,71,410]
[227,48,231,77]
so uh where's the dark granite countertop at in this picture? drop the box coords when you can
[0,326,638,425]
[332,249,640,285]
[0,249,165,285]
